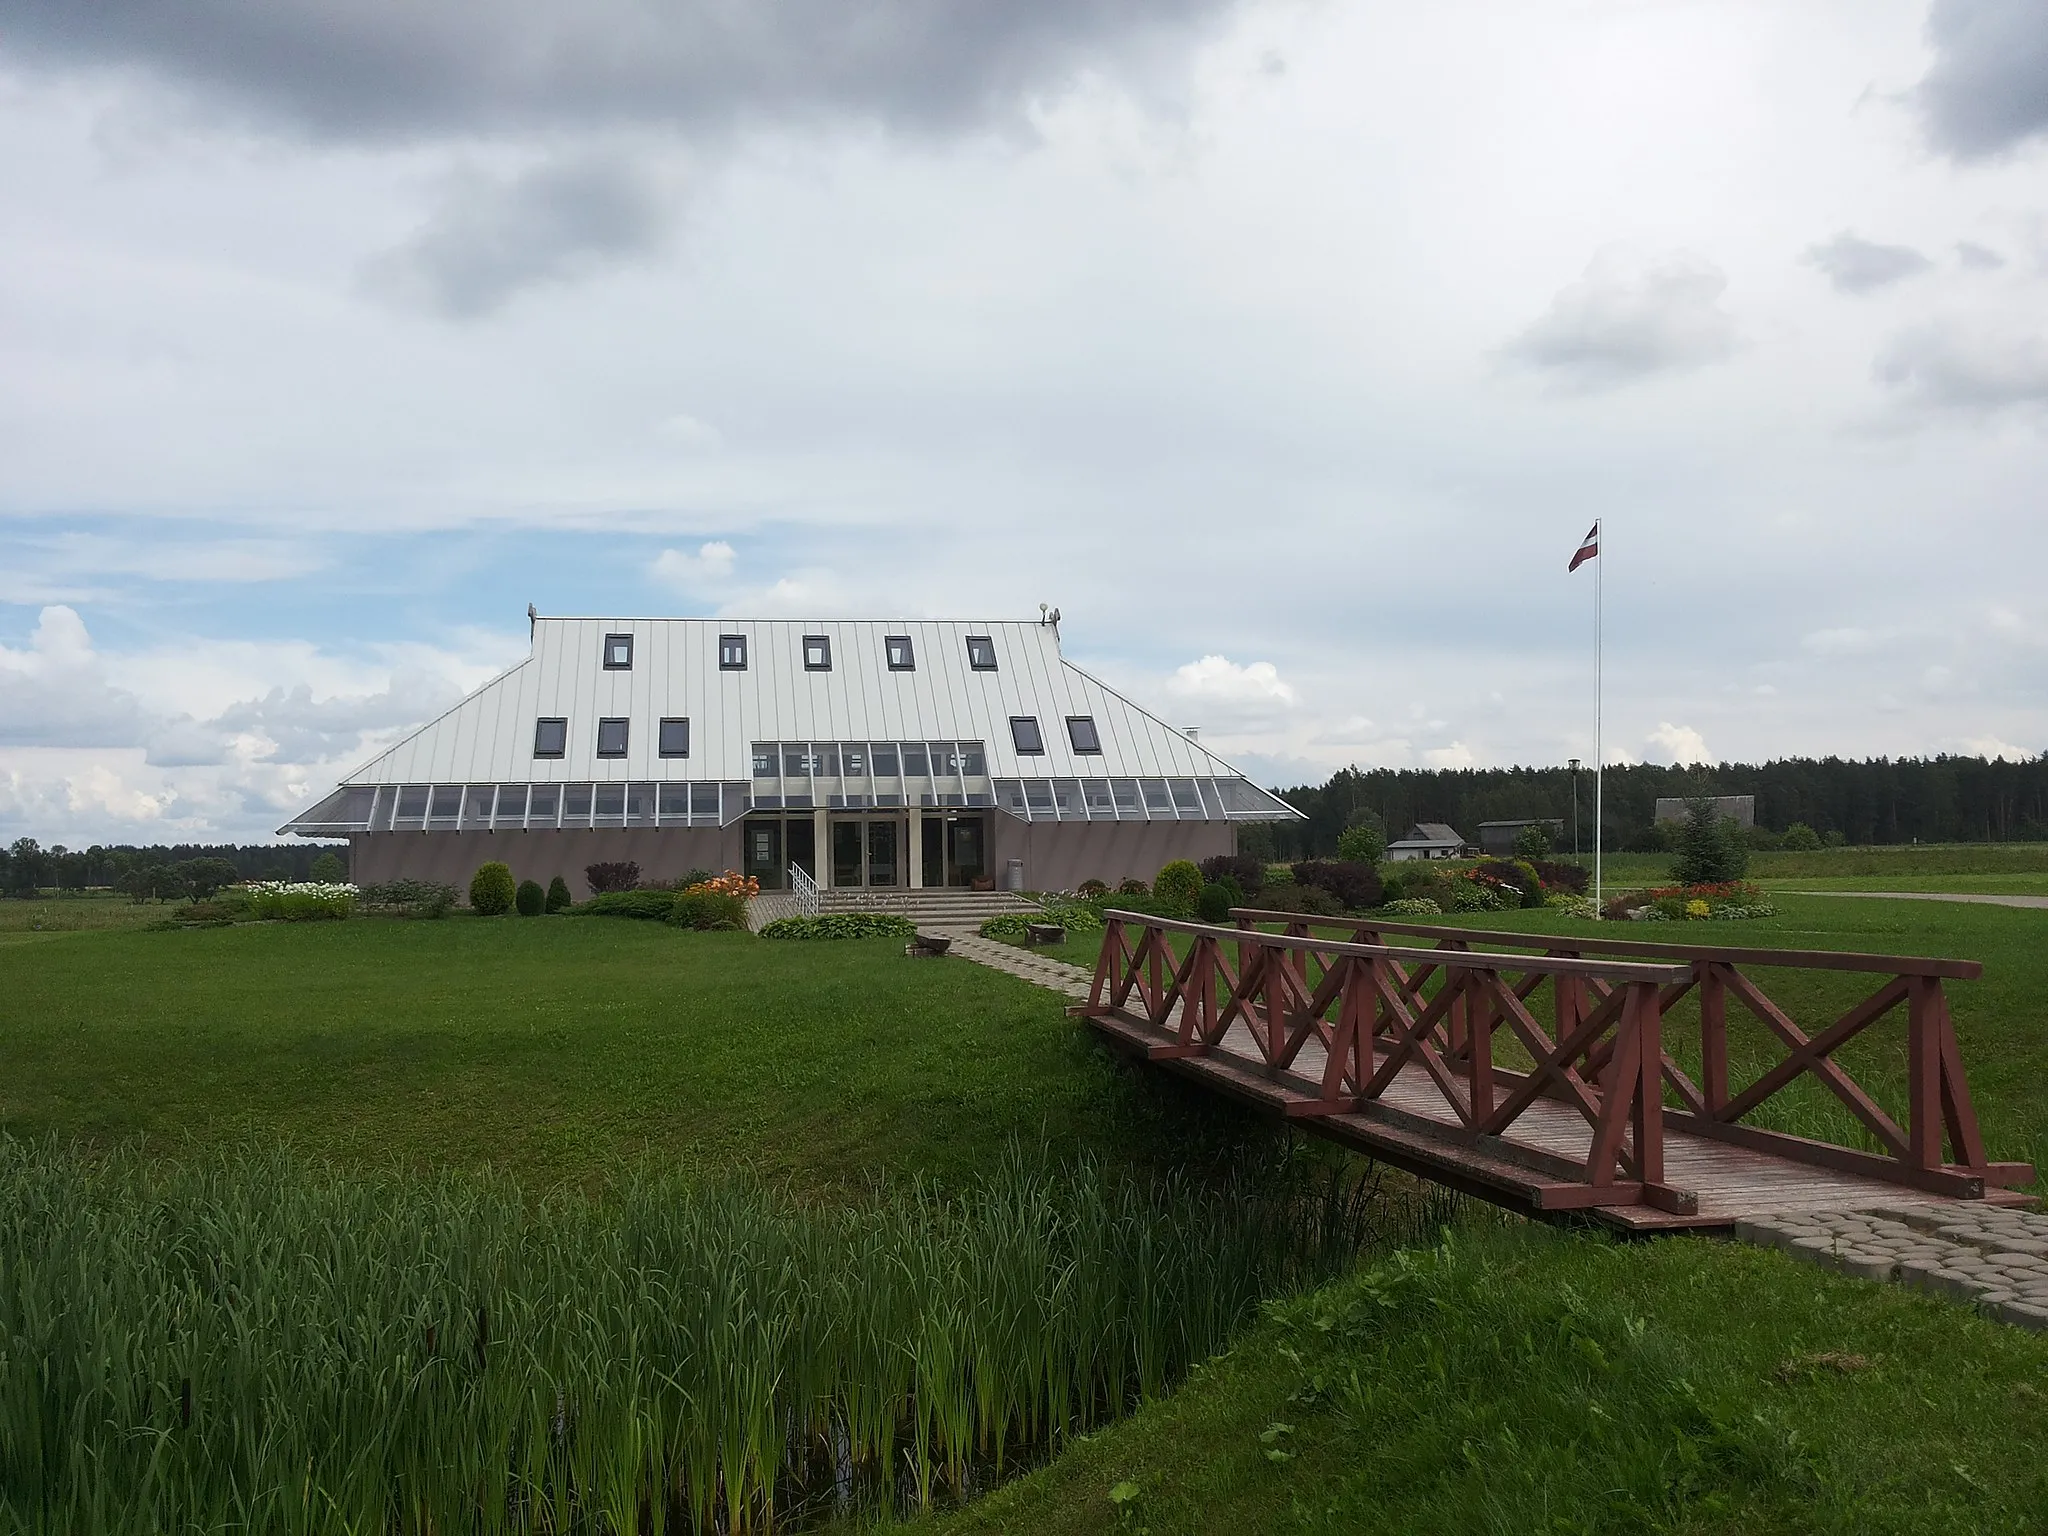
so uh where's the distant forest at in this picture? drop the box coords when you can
[1,840,348,894]
[1247,753,2048,862]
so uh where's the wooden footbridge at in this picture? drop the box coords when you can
[1075,910,2035,1231]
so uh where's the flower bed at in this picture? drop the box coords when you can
[759,913,915,941]
[1604,882,1777,922]
[234,881,357,921]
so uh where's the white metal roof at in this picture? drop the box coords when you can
[282,616,1303,831]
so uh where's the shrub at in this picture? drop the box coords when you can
[574,891,679,921]
[1780,822,1822,852]
[1196,853,1265,894]
[515,879,545,916]
[1077,878,1109,898]
[1036,899,1102,932]
[309,851,347,884]
[1154,860,1203,917]
[545,876,573,914]
[1473,859,1543,909]
[244,881,356,921]
[1549,894,1599,919]
[1821,829,1847,848]
[1116,877,1150,897]
[979,913,1029,941]
[1335,822,1386,864]
[1252,883,1346,918]
[1195,881,1234,924]
[1530,859,1589,895]
[1670,798,1749,886]
[1290,860,1383,911]
[672,868,715,891]
[177,858,244,901]
[359,879,456,919]
[1510,823,1552,860]
[1380,897,1443,917]
[585,861,642,894]
[671,887,749,931]
[1446,876,1509,913]
[469,862,516,916]
[759,913,916,940]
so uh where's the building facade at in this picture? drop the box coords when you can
[282,615,1301,897]
[1385,822,1469,861]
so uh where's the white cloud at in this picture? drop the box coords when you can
[1802,232,1932,294]
[651,540,738,593]
[1873,319,2048,414]
[1164,655,1299,729]
[1802,626,1891,656]
[1421,741,1474,769]
[1645,721,1710,765]
[1961,734,2031,761]
[1505,247,1738,388]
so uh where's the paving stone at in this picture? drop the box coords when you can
[1994,1300,2048,1332]
[1834,1254,1898,1282]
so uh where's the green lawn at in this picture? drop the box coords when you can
[908,1223,2048,1535]
[1567,844,2048,895]
[0,915,1252,1191]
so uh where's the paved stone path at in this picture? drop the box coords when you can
[1736,1203,2048,1330]
[938,929,1094,999]
[1786,890,2048,910]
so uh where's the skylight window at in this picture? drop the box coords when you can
[658,718,690,758]
[803,635,832,671]
[965,635,998,671]
[603,634,634,670]
[596,718,629,757]
[1066,716,1103,754]
[534,717,567,758]
[885,635,915,670]
[720,634,748,670]
[1010,716,1045,755]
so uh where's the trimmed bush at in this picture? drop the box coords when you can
[1153,860,1203,918]
[1473,859,1543,909]
[1251,883,1346,917]
[1291,860,1383,911]
[1077,878,1109,898]
[1530,859,1589,895]
[545,876,573,914]
[1195,875,1244,925]
[359,879,456,919]
[515,879,545,916]
[759,913,915,941]
[1196,853,1265,894]
[574,891,679,921]
[1115,877,1150,897]
[1381,897,1443,917]
[671,888,748,931]
[585,861,642,894]
[469,862,516,916]
[1780,822,1822,852]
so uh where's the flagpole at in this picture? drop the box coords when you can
[1594,518,1604,917]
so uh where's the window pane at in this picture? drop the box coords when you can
[658,717,690,757]
[396,785,430,822]
[886,635,914,670]
[1066,716,1102,754]
[900,742,930,776]
[690,782,720,815]
[752,742,777,777]
[597,718,629,757]
[494,785,528,825]
[528,784,560,822]
[871,743,900,776]
[1111,779,1140,813]
[1084,778,1114,812]
[1170,779,1202,811]
[626,783,656,825]
[720,634,748,669]
[594,783,626,821]
[563,784,593,819]
[429,785,463,823]
[840,743,866,777]
[534,717,567,757]
[803,635,831,670]
[929,742,960,775]
[966,635,997,670]
[658,784,691,819]
[1009,716,1045,754]
[603,633,633,670]
[1024,780,1054,812]
[814,744,839,776]
[959,741,986,775]
[1142,779,1172,812]
[783,744,808,776]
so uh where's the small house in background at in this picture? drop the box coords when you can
[1385,822,1468,861]
[1476,818,1564,859]
[1653,795,1755,829]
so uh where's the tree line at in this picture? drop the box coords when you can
[0,840,350,899]
[1242,752,2048,863]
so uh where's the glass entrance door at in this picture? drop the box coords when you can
[831,820,865,888]
[866,820,898,886]
[921,817,944,888]
[743,820,782,889]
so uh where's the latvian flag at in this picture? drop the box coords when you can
[1568,521,1599,572]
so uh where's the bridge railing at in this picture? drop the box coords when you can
[1081,909,1699,1212]
[1225,910,2032,1200]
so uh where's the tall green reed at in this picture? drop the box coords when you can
[0,1138,1435,1533]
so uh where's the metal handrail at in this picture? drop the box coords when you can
[789,862,821,917]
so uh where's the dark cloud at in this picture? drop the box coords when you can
[1916,0,2048,159]
[1956,239,2007,270]
[1505,248,1737,389]
[359,156,671,316]
[1803,231,1933,293]
[0,0,1238,143]
[1873,319,2048,412]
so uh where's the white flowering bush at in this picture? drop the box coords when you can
[240,881,358,921]
[1380,897,1443,917]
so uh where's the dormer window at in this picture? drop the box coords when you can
[1010,716,1045,755]
[533,717,567,758]
[603,634,633,670]
[719,634,748,670]
[1066,716,1102,754]
[803,635,832,671]
[966,635,997,671]
[596,718,629,757]
[885,635,915,671]
[658,718,690,758]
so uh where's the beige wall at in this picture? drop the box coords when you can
[984,818,1234,893]
[350,828,740,901]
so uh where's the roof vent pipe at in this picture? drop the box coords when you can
[1183,726,1200,740]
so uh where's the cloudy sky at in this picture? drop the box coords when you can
[2,0,2045,844]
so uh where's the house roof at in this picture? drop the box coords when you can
[1408,822,1465,843]
[280,615,1302,833]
